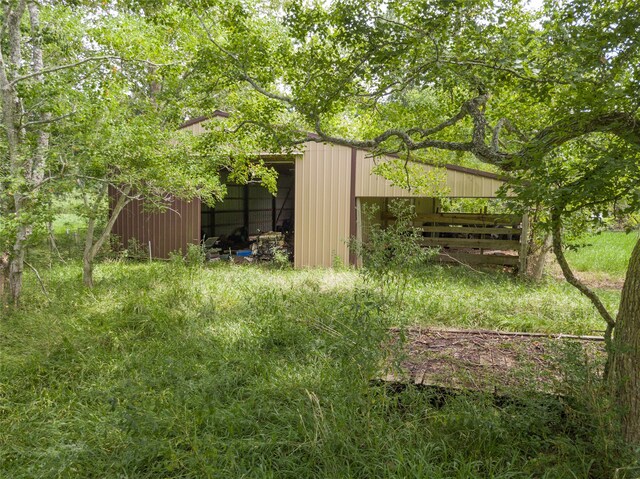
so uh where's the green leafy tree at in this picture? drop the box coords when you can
[61,102,226,287]
[0,1,278,293]
[0,1,176,303]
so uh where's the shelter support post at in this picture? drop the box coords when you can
[519,213,530,276]
[355,198,363,268]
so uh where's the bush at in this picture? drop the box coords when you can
[184,243,206,267]
[350,199,437,312]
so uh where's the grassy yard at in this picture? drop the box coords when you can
[1,252,635,478]
[566,230,638,279]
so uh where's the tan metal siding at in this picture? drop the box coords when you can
[356,154,503,198]
[294,142,352,268]
[110,186,201,259]
[180,122,207,135]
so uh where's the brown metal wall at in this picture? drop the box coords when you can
[110,186,202,259]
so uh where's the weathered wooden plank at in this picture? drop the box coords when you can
[421,237,521,250]
[519,213,530,275]
[385,212,521,222]
[436,252,520,266]
[421,226,522,235]
[417,218,519,227]
[421,327,605,341]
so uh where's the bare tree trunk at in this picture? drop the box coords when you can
[82,217,97,287]
[0,1,47,306]
[8,225,27,305]
[82,185,131,287]
[1,2,27,306]
[611,237,640,444]
[0,252,8,310]
[529,233,552,280]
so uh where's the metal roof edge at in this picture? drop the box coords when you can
[178,116,506,182]
[352,146,506,182]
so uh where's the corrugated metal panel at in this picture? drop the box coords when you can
[295,142,352,268]
[180,121,207,135]
[355,154,504,198]
[110,186,201,259]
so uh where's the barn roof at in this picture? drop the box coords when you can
[179,115,505,182]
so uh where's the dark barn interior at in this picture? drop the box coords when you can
[200,161,295,260]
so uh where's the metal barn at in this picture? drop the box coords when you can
[111,118,527,269]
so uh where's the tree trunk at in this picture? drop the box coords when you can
[8,226,27,306]
[0,252,8,310]
[529,233,552,280]
[83,255,94,288]
[82,216,97,287]
[0,1,47,306]
[611,236,640,444]
[81,185,131,287]
[1,3,26,306]
[8,259,23,304]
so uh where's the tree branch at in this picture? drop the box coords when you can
[8,56,170,87]
[551,208,615,346]
[519,112,640,164]
[23,110,75,128]
[24,260,48,298]
[192,7,296,106]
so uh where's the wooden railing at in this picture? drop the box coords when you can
[384,212,528,270]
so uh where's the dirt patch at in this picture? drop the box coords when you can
[383,327,606,395]
[547,261,625,290]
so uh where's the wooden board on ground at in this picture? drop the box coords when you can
[380,327,606,395]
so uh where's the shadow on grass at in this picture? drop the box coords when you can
[0,262,634,478]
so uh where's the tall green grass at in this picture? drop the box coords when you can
[1,261,633,478]
[566,231,638,279]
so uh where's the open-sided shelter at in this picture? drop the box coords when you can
[111,117,527,269]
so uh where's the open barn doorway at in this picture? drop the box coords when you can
[200,161,295,262]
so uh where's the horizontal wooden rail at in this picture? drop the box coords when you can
[421,238,521,250]
[421,226,522,235]
[418,216,520,226]
[385,212,522,224]
[437,252,519,266]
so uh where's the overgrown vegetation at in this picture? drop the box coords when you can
[2,0,640,472]
[1,253,636,478]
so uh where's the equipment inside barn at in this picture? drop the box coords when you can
[200,162,295,263]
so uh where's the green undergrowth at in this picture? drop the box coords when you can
[1,261,634,477]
